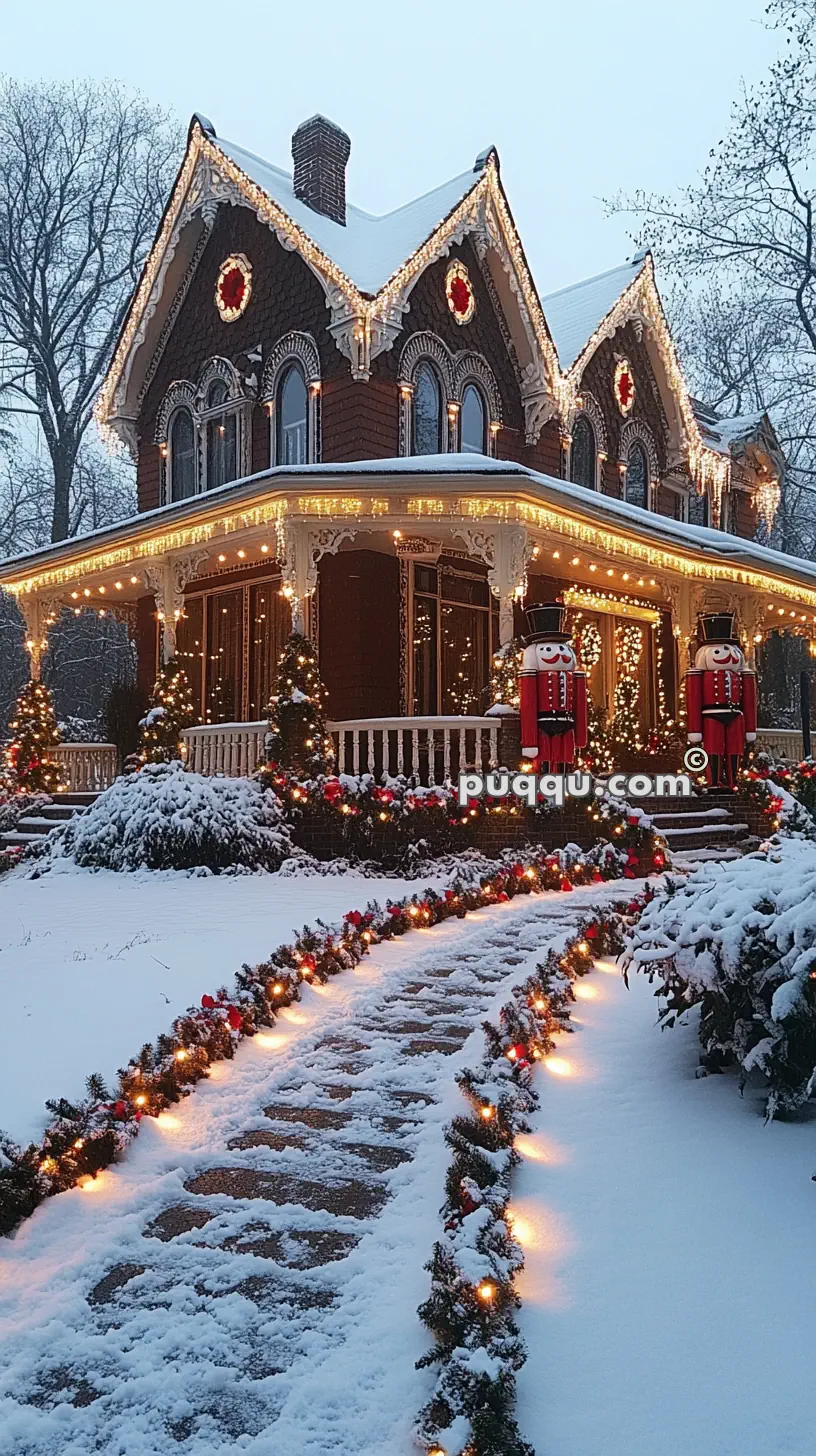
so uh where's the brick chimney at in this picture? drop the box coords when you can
[291,115,351,226]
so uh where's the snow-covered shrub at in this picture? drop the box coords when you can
[0,788,51,834]
[54,762,293,873]
[623,837,816,1117]
[56,714,103,743]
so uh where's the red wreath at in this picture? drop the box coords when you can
[449,275,472,317]
[219,266,246,313]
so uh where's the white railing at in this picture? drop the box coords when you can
[328,715,499,785]
[53,743,119,792]
[755,728,805,762]
[180,715,501,785]
[182,721,268,777]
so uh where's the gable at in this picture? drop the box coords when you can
[577,319,670,475]
[137,205,332,446]
[373,237,524,435]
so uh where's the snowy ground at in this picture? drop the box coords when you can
[515,958,816,1456]
[0,862,448,1144]
[0,886,625,1456]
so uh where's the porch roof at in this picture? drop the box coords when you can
[1,454,815,616]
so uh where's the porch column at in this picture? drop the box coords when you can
[666,580,705,672]
[143,550,208,663]
[734,593,767,669]
[452,523,533,645]
[17,594,63,680]
[276,519,357,636]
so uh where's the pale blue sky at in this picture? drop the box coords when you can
[4,0,775,295]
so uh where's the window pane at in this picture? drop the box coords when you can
[441,602,489,715]
[248,581,292,719]
[207,379,229,408]
[205,590,243,723]
[442,570,489,606]
[207,412,237,490]
[175,596,204,720]
[570,415,596,490]
[460,384,485,454]
[413,595,438,714]
[413,364,442,455]
[278,365,308,465]
[626,443,648,508]
[170,410,196,500]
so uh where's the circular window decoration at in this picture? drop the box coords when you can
[446,260,476,325]
[215,254,252,323]
[614,358,635,415]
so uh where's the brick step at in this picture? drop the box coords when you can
[651,809,732,829]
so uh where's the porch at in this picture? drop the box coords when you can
[3,459,816,789]
[43,723,802,793]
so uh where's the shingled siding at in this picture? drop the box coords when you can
[136,206,334,511]
[322,374,400,462]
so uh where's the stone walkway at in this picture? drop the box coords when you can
[0,886,628,1456]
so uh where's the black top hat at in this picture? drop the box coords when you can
[699,612,738,644]
[525,602,570,642]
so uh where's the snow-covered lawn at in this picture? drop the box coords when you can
[0,862,447,1144]
[515,958,816,1456]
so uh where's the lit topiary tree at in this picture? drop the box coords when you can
[489,639,524,709]
[139,659,197,764]
[265,632,332,778]
[4,679,67,793]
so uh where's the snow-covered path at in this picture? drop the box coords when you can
[0,884,627,1456]
[515,958,816,1456]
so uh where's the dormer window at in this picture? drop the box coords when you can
[625,442,648,508]
[169,407,197,501]
[204,379,238,489]
[460,383,486,454]
[278,364,309,465]
[413,363,444,455]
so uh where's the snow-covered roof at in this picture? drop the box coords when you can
[541,256,647,371]
[214,135,481,297]
[1,456,813,601]
[692,405,769,457]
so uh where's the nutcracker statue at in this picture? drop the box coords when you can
[519,603,588,772]
[684,612,757,789]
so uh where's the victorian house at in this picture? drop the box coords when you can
[0,111,811,783]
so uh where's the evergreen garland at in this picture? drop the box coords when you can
[415,908,632,1456]
[139,658,197,763]
[265,631,332,778]
[3,679,66,793]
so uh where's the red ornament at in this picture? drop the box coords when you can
[584,924,598,939]
[215,253,252,321]
[114,1100,128,1119]
[614,358,635,413]
[219,266,245,311]
[559,876,573,892]
[446,260,475,323]
[201,994,216,1010]
[345,910,362,927]
[507,1042,528,1063]
[591,868,604,883]
[450,276,471,315]
[626,900,641,914]
[388,904,403,917]
[227,1006,243,1031]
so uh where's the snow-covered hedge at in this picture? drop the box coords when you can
[53,762,293,873]
[0,789,51,834]
[623,838,816,1117]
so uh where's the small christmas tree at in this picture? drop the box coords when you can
[579,701,616,776]
[4,679,66,793]
[139,659,197,764]
[489,639,524,709]
[265,632,331,778]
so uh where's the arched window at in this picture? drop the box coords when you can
[460,383,486,454]
[169,409,197,501]
[570,415,596,490]
[204,379,238,490]
[626,442,649,509]
[413,363,443,455]
[277,364,308,466]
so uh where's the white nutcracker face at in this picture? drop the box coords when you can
[694,642,746,671]
[534,641,577,671]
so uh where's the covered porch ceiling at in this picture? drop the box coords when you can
[2,457,815,656]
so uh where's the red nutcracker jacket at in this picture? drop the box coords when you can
[685,668,757,735]
[520,668,588,749]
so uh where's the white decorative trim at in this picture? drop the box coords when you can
[154,380,196,445]
[156,359,252,503]
[262,332,322,466]
[144,549,209,661]
[195,356,246,411]
[451,523,532,644]
[275,520,356,633]
[397,334,503,456]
